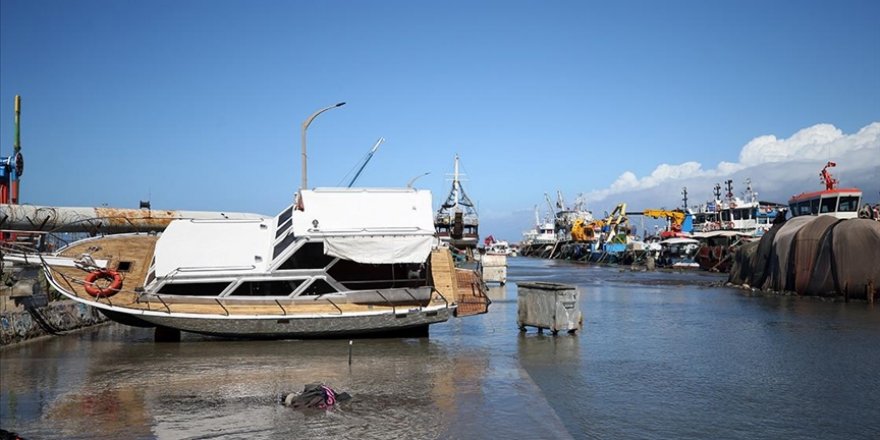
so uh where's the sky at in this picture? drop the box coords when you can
[1,0,878,241]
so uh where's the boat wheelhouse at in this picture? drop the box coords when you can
[41,188,488,339]
[691,179,785,236]
[788,162,861,219]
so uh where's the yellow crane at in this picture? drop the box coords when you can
[627,209,689,236]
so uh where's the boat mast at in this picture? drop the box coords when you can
[556,190,566,211]
[453,154,460,209]
[544,193,555,220]
[744,178,757,204]
[681,187,688,210]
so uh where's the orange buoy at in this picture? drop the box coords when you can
[84,269,123,297]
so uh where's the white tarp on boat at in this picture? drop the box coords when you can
[292,188,436,264]
[323,234,434,264]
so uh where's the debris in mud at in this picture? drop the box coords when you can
[281,384,351,410]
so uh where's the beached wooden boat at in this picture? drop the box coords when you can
[41,188,488,339]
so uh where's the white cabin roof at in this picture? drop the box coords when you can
[154,218,272,277]
[293,188,434,237]
[152,188,437,274]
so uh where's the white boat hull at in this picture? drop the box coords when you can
[132,307,452,338]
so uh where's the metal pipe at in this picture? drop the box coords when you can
[0,204,265,234]
[13,95,20,154]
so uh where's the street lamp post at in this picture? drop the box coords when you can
[407,172,431,188]
[301,102,346,191]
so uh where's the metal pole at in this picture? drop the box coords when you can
[14,95,21,154]
[300,102,345,191]
[407,172,430,188]
[11,95,22,204]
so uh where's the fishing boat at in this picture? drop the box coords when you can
[434,155,479,251]
[657,237,701,268]
[40,188,488,339]
[788,161,862,219]
[550,192,594,241]
[692,230,754,272]
[483,235,512,256]
[519,205,557,257]
[691,179,785,236]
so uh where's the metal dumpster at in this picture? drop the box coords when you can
[516,282,582,335]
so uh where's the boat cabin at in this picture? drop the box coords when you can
[788,189,862,219]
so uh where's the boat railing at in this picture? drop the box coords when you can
[307,226,433,235]
[185,218,266,224]
[40,257,124,308]
[171,265,257,273]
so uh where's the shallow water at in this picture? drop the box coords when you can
[2,258,879,439]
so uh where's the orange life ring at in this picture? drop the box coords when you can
[84,269,123,297]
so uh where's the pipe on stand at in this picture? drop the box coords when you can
[1,96,24,242]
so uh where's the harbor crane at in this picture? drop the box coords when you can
[626,209,694,237]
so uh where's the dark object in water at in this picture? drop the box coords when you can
[0,429,26,440]
[282,384,351,410]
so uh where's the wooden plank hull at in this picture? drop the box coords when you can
[43,233,464,339]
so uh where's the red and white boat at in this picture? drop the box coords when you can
[788,162,862,219]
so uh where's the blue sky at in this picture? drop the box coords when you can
[2,0,878,241]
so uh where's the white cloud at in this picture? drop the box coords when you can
[484,122,880,242]
[585,122,880,206]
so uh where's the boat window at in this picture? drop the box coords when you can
[329,260,425,290]
[721,211,731,221]
[273,233,297,260]
[275,218,292,238]
[158,282,231,296]
[116,261,133,272]
[278,242,335,270]
[230,280,301,296]
[838,196,860,212]
[732,210,742,220]
[298,279,337,296]
[810,199,820,215]
[796,202,811,216]
[820,197,837,213]
[277,206,293,225]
